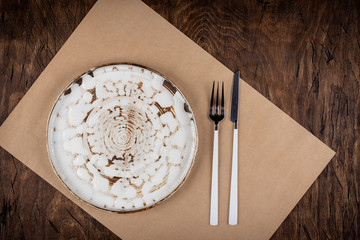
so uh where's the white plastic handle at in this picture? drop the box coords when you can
[210,128,219,226]
[229,127,238,225]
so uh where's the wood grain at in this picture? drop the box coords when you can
[0,0,359,239]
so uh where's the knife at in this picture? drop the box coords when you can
[229,70,240,225]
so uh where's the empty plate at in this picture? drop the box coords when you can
[47,64,198,212]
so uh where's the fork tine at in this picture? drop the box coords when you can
[215,82,219,114]
[209,81,215,116]
[221,81,224,116]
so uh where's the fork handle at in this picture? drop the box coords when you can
[210,127,219,226]
[229,126,238,225]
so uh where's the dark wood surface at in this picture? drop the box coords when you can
[0,0,359,239]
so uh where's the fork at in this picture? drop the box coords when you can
[209,81,224,226]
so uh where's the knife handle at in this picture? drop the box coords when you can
[210,128,219,226]
[229,127,238,225]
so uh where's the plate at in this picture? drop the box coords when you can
[47,64,198,212]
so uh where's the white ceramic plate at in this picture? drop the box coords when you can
[47,64,198,212]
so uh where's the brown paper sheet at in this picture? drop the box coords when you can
[0,0,335,239]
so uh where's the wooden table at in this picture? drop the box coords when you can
[0,0,358,239]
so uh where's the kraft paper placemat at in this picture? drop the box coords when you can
[0,0,335,239]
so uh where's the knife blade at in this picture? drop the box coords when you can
[230,70,240,125]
